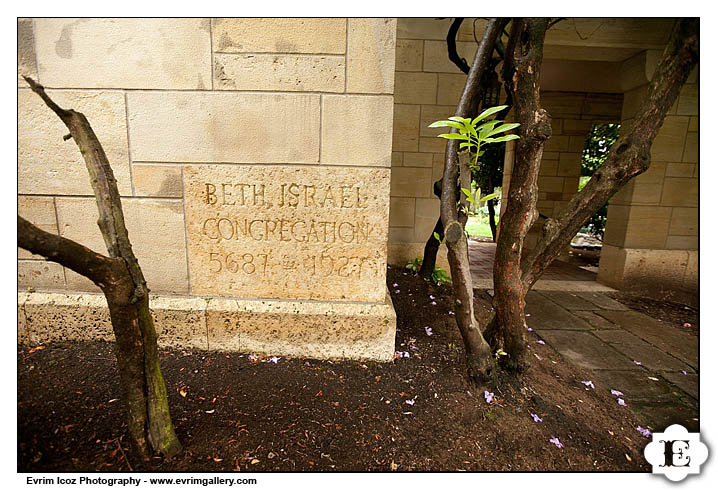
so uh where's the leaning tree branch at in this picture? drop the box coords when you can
[18,215,123,288]
[520,18,699,291]
[447,18,471,74]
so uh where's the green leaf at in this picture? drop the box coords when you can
[459,142,475,149]
[433,232,441,241]
[486,134,520,143]
[437,133,469,140]
[461,188,474,202]
[478,191,500,202]
[472,105,507,125]
[448,116,471,124]
[487,122,520,137]
[477,120,501,139]
[428,120,464,130]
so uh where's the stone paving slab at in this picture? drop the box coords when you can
[535,329,639,370]
[524,292,593,330]
[631,401,699,433]
[609,340,693,372]
[597,310,698,368]
[593,329,646,345]
[590,369,674,401]
[575,292,629,311]
[663,373,698,400]
[571,311,620,330]
[539,291,599,311]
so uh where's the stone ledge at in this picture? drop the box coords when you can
[17,291,396,362]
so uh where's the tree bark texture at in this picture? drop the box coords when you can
[418,179,444,280]
[19,77,182,461]
[490,18,552,371]
[439,18,510,383]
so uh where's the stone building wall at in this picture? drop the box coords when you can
[17,18,399,360]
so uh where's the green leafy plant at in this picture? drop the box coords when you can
[405,256,452,284]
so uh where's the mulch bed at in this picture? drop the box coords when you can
[18,266,652,472]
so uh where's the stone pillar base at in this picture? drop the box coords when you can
[18,291,397,362]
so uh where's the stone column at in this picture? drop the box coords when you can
[598,51,698,305]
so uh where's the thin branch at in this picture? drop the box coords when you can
[447,18,470,75]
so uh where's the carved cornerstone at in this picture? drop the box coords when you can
[184,165,390,302]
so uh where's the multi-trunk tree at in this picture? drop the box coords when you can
[18,77,182,461]
[434,18,698,382]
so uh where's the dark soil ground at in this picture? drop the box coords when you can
[18,266,654,472]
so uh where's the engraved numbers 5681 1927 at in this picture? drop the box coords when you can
[207,251,374,279]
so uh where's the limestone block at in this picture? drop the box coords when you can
[392,152,403,167]
[22,292,113,345]
[18,261,65,290]
[623,206,671,249]
[538,176,564,193]
[581,93,623,119]
[18,196,58,260]
[392,104,420,152]
[562,177,579,194]
[391,167,432,198]
[34,19,212,89]
[688,117,698,132]
[650,116,689,162]
[539,160,558,177]
[212,18,346,54]
[602,205,630,248]
[403,152,433,168]
[423,40,476,73]
[682,131,697,163]
[389,197,415,227]
[414,198,440,242]
[597,244,626,288]
[387,242,449,271]
[622,249,690,293]
[64,268,100,293]
[666,235,698,250]
[206,295,396,361]
[321,95,394,166]
[347,18,397,94]
[18,89,132,196]
[669,207,698,236]
[395,39,423,72]
[18,19,37,87]
[55,198,189,294]
[544,135,570,152]
[541,92,584,119]
[394,72,437,105]
[557,153,581,177]
[183,165,390,303]
[620,85,648,120]
[568,135,586,153]
[437,73,467,106]
[127,91,320,164]
[214,53,344,92]
[630,162,667,205]
[132,164,183,198]
[419,137,447,154]
[562,119,593,135]
[388,227,415,244]
[432,153,445,181]
[151,296,208,350]
[397,18,451,40]
[419,104,459,138]
[677,84,698,116]
[666,162,695,178]
[660,178,698,207]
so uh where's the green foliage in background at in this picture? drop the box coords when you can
[406,257,452,284]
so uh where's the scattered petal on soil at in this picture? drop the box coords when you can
[531,413,543,423]
[610,390,623,396]
[537,340,545,345]
[405,399,415,406]
[425,327,433,336]
[633,360,642,366]
[269,356,280,364]
[581,381,595,389]
[549,437,563,448]
[617,398,627,407]
[636,426,652,438]
[484,391,494,404]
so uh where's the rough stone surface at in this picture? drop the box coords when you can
[609,340,692,372]
[127,91,320,164]
[392,104,420,152]
[571,311,620,330]
[183,165,390,302]
[18,89,132,196]
[18,19,38,86]
[540,291,601,311]
[346,18,397,94]
[214,54,345,92]
[150,296,209,350]
[55,198,189,294]
[212,18,346,54]
[663,372,698,400]
[575,292,628,310]
[22,292,113,345]
[524,292,592,330]
[534,330,638,370]
[206,294,396,362]
[597,310,698,368]
[132,164,183,198]
[34,19,211,89]
[18,196,58,260]
[18,261,65,290]
[321,95,394,166]
[591,370,674,401]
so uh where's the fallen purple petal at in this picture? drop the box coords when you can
[531,413,543,423]
[405,399,415,406]
[392,283,398,288]
[581,380,595,389]
[537,340,545,345]
[437,281,441,286]
[248,354,259,362]
[268,356,280,364]
[431,301,437,306]
[633,360,642,366]
[610,389,623,396]
[484,391,494,404]
[549,437,563,448]
[429,295,435,300]
[527,327,533,332]
[448,311,455,315]
[637,426,652,438]
[682,370,687,375]
[394,290,400,294]
[617,398,627,406]
[425,327,433,336]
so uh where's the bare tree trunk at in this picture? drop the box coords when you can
[439,18,509,383]
[489,19,552,371]
[19,77,181,460]
[487,18,698,372]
